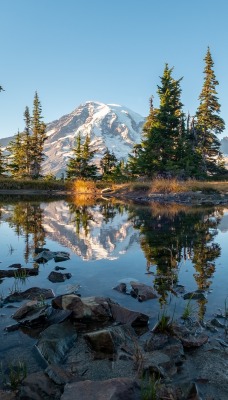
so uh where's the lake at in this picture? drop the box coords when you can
[0,197,228,376]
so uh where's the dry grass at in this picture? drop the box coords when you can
[105,178,228,195]
[72,179,97,194]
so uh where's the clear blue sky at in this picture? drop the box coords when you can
[0,0,227,138]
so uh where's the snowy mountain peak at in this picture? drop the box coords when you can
[42,101,145,177]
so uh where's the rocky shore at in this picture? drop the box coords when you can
[1,281,228,400]
[110,189,228,207]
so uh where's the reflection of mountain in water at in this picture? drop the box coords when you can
[42,202,139,261]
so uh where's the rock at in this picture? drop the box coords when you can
[109,302,149,327]
[12,300,40,320]
[55,266,66,271]
[8,263,22,269]
[143,350,175,379]
[172,323,208,348]
[15,305,49,328]
[61,378,141,400]
[210,318,225,328]
[34,250,54,263]
[34,250,70,263]
[52,295,112,323]
[34,247,50,254]
[36,321,77,364]
[48,271,72,283]
[4,323,20,332]
[113,283,127,294]
[19,371,62,400]
[130,281,157,301]
[183,290,206,300]
[45,364,73,385]
[0,390,17,400]
[53,252,70,263]
[46,308,72,325]
[0,268,38,278]
[84,329,115,354]
[145,333,184,364]
[4,287,55,303]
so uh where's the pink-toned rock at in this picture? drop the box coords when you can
[61,378,141,400]
[52,295,112,322]
[12,300,39,320]
[130,282,158,302]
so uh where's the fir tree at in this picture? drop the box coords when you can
[137,65,185,176]
[66,133,98,179]
[23,106,32,176]
[6,131,26,177]
[100,149,117,176]
[31,92,47,178]
[195,47,225,176]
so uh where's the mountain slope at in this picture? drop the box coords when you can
[42,101,144,177]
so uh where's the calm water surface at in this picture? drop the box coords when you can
[0,197,228,374]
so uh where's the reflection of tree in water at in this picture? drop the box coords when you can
[129,204,222,313]
[6,202,46,263]
[68,197,127,237]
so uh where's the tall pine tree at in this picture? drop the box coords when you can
[0,145,6,176]
[137,64,185,176]
[195,47,225,176]
[31,92,47,178]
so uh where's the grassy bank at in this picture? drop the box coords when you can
[0,178,67,191]
[1,177,228,196]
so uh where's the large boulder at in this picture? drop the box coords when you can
[52,295,112,323]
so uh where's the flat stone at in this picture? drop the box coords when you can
[4,287,55,303]
[0,268,38,278]
[36,321,77,364]
[61,378,141,400]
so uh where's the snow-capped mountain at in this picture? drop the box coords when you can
[43,101,144,177]
[41,201,139,261]
[0,101,144,177]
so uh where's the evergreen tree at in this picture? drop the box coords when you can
[30,92,47,178]
[23,106,32,176]
[137,65,185,176]
[66,133,98,179]
[0,145,6,176]
[100,149,117,176]
[195,48,225,176]
[6,131,26,177]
